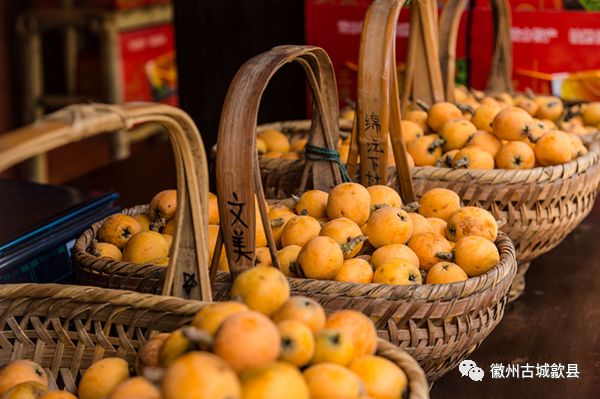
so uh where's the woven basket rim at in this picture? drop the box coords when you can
[0,283,206,312]
[73,207,516,303]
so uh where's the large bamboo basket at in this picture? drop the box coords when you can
[215,45,517,381]
[0,103,429,398]
[0,284,429,398]
[345,0,600,302]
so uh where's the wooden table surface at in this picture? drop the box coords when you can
[67,141,600,398]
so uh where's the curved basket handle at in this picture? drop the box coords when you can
[402,0,445,110]
[347,0,416,202]
[439,0,513,100]
[216,45,342,277]
[0,103,211,301]
[439,0,469,102]
[487,0,513,94]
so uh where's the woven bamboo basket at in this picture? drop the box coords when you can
[72,43,346,292]
[338,0,600,302]
[0,284,429,398]
[0,103,430,398]
[72,45,350,294]
[1,103,212,301]
[215,45,517,381]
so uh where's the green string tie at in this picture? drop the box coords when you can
[304,143,351,183]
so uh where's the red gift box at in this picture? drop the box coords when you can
[470,8,600,99]
[306,0,600,103]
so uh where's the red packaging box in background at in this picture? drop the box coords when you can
[119,24,177,104]
[470,8,600,100]
[77,23,177,105]
[307,0,600,104]
[305,0,467,109]
[475,0,563,10]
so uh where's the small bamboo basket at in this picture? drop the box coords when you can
[215,45,517,381]
[1,103,212,301]
[0,103,429,398]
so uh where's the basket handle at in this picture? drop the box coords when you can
[216,45,342,277]
[401,0,445,110]
[0,103,212,301]
[347,0,417,203]
[487,0,513,94]
[439,0,513,100]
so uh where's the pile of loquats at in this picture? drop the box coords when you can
[250,182,500,286]
[90,189,221,267]
[0,267,415,399]
[257,91,600,171]
[91,183,502,286]
[402,89,597,170]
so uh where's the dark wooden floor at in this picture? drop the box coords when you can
[67,141,600,398]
